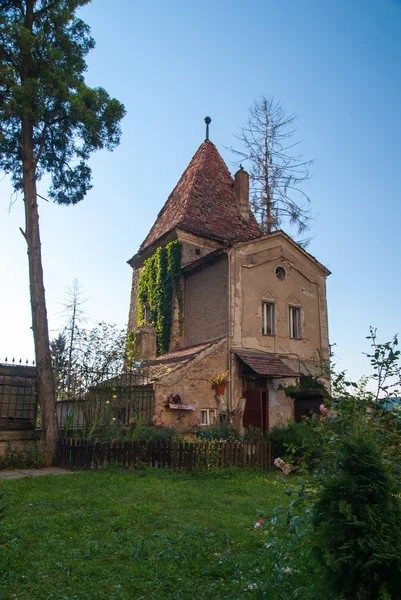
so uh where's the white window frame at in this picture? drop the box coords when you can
[262,301,275,336]
[200,409,216,426]
[289,306,302,339]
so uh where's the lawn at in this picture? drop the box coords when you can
[0,469,312,600]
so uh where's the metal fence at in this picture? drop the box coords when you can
[0,360,154,432]
[55,368,155,433]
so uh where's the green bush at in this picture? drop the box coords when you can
[0,439,46,469]
[243,425,263,443]
[202,421,242,441]
[140,425,182,443]
[267,420,315,464]
[312,436,401,600]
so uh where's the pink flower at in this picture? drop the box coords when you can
[254,522,263,530]
[319,404,329,415]
[317,378,326,386]
[259,519,264,525]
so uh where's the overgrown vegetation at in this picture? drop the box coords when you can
[137,240,183,355]
[0,440,46,469]
[264,328,401,599]
[312,436,401,600]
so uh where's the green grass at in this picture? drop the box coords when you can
[0,468,305,600]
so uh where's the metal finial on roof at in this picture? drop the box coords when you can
[204,116,211,141]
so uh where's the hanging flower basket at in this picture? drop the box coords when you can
[214,384,226,396]
[207,371,229,395]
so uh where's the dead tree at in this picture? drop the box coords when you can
[231,96,314,244]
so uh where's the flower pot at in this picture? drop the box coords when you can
[215,384,226,395]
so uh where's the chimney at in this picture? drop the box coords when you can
[135,325,157,361]
[234,168,250,221]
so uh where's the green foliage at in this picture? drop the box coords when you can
[53,322,132,399]
[267,420,315,466]
[0,0,125,203]
[137,240,183,355]
[263,329,401,599]
[140,425,181,443]
[0,439,45,469]
[123,422,181,443]
[312,436,401,599]
[243,425,263,443]
[201,421,242,441]
[282,374,327,397]
[0,487,4,523]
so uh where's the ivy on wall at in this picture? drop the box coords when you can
[137,240,183,356]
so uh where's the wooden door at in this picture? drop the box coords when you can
[243,389,269,432]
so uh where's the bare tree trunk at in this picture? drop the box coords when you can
[22,118,58,465]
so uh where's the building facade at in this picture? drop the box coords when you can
[127,138,330,434]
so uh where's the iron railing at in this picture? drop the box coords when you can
[0,360,154,432]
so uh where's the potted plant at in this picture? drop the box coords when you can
[207,371,230,395]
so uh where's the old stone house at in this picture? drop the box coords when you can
[127,136,330,435]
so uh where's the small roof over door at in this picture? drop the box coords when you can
[235,350,298,378]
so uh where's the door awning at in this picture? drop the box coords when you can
[235,350,298,378]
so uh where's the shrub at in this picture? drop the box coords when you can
[312,435,401,599]
[267,420,315,466]
[243,425,263,443]
[0,439,46,469]
[140,425,181,443]
[203,421,242,441]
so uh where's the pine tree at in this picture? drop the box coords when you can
[312,436,401,599]
[0,1,125,463]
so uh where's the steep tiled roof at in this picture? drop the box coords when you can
[149,338,225,367]
[235,350,298,378]
[133,338,226,385]
[139,141,261,252]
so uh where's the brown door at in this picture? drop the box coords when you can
[243,390,269,432]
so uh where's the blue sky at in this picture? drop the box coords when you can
[0,0,400,382]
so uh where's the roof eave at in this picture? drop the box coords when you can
[232,230,331,277]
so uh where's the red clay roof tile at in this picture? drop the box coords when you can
[139,141,261,252]
[235,350,298,378]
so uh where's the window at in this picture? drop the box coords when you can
[289,306,302,339]
[275,266,286,281]
[143,305,150,324]
[262,302,275,335]
[200,409,216,426]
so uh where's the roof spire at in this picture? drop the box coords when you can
[204,116,211,141]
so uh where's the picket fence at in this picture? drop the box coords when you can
[57,438,272,472]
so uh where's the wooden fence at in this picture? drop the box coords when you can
[57,438,272,472]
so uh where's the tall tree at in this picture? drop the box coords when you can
[231,96,313,243]
[0,0,125,463]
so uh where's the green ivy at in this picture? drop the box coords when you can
[137,240,182,355]
[283,374,326,397]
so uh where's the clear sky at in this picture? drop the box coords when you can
[0,0,400,382]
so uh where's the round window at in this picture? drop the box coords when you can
[275,266,286,281]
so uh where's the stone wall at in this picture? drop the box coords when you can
[184,256,229,347]
[153,339,228,433]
